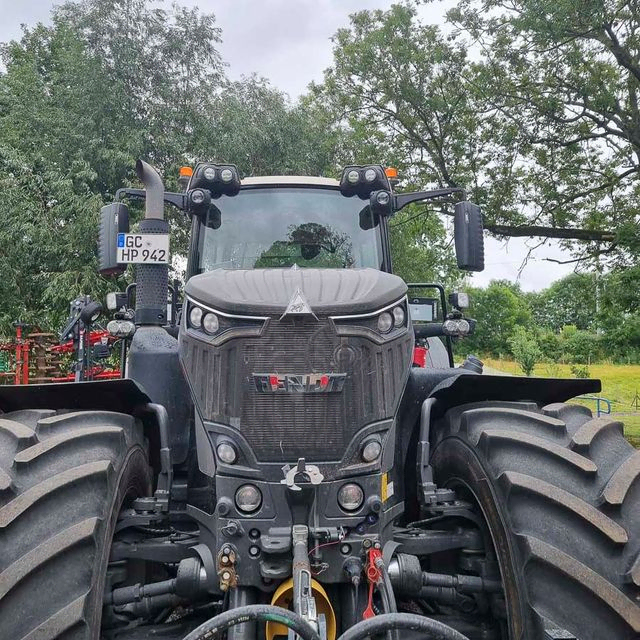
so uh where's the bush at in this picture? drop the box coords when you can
[508,327,542,376]
[570,364,591,378]
[538,330,562,362]
[560,325,600,364]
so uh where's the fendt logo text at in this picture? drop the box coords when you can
[252,373,347,393]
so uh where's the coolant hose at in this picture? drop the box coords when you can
[337,612,470,640]
[182,604,321,640]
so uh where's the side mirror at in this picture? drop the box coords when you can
[454,202,484,272]
[408,297,437,322]
[98,203,130,275]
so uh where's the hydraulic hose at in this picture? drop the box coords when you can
[377,562,397,613]
[181,604,321,640]
[375,560,399,640]
[337,612,470,640]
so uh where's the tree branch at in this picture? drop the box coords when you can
[485,223,616,242]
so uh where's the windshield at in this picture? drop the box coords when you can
[196,187,383,272]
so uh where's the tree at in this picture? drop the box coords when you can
[310,4,487,284]
[0,0,339,334]
[530,273,598,332]
[559,325,600,364]
[53,0,225,176]
[208,78,339,178]
[447,0,640,265]
[598,265,640,361]
[509,327,542,376]
[312,5,518,208]
[308,0,640,266]
[0,145,109,333]
[389,205,460,285]
[462,281,533,357]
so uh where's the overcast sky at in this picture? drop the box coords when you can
[0,0,576,290]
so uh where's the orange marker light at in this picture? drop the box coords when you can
[179,166,193,177]
[385,167,398,179]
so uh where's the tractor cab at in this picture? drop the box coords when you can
[99,162,483,354]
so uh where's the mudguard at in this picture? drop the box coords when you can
[400,368,601,430]
[0,378,151,414]
[395,368,601,508]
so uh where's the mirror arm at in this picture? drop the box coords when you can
[414,323,446,338]
[114,188,187,212]
[393,188,466,212]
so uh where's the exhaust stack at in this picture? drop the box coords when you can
[134,160,168,325]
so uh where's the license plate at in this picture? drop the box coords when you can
[117,234,169,264]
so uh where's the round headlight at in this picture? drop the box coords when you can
[392,306,405,327]
[217,442,238,464]
[107,319,136,338]
[189,306,203,328]
[203,166,217,181]
[338,483,364,512]
[202,312,219,335]
[376,191,390,205]
[362,439,382,463]
[377,311,393,333]
[364,168,377,182]
[457,319,470,334]
[190,188,206,205]
[235,484,262,514]
[347,170,360,184]
[220,168,233,183]
[443,319,457,334]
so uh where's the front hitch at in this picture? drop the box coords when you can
[292,524,325,638]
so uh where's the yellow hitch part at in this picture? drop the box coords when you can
[265,578,337,640]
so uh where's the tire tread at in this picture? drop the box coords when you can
[502,471,628,544]
[0,409,149,640]
[525,535,640,633]
[431,401,640,640]
[0,460,111,528]
[0,518,98,599]
[600,450,640,506]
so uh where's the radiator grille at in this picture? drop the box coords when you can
[181,317,412,462]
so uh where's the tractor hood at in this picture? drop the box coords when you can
[185,267,407,316]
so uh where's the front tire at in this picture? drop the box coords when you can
[431,401,640,640]
[0,409,152,639]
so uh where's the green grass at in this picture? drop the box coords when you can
[483,359,640,446]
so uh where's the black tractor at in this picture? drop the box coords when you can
[0,161,638,640]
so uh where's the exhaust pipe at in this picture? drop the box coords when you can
[134,159,168,325]
[136,159,165,220]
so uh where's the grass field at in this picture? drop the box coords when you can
[483,359,640,446]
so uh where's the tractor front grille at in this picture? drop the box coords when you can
[181,317,412,462]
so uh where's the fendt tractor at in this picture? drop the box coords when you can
[0,161,639,640]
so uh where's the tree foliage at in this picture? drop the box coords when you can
[455,271,640,363]
[508,327,542,376]
[308,1,640,266]
[447,0,640,264]
[461,281,533,357]
[530,273,598,332]
[0,0,338,335]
